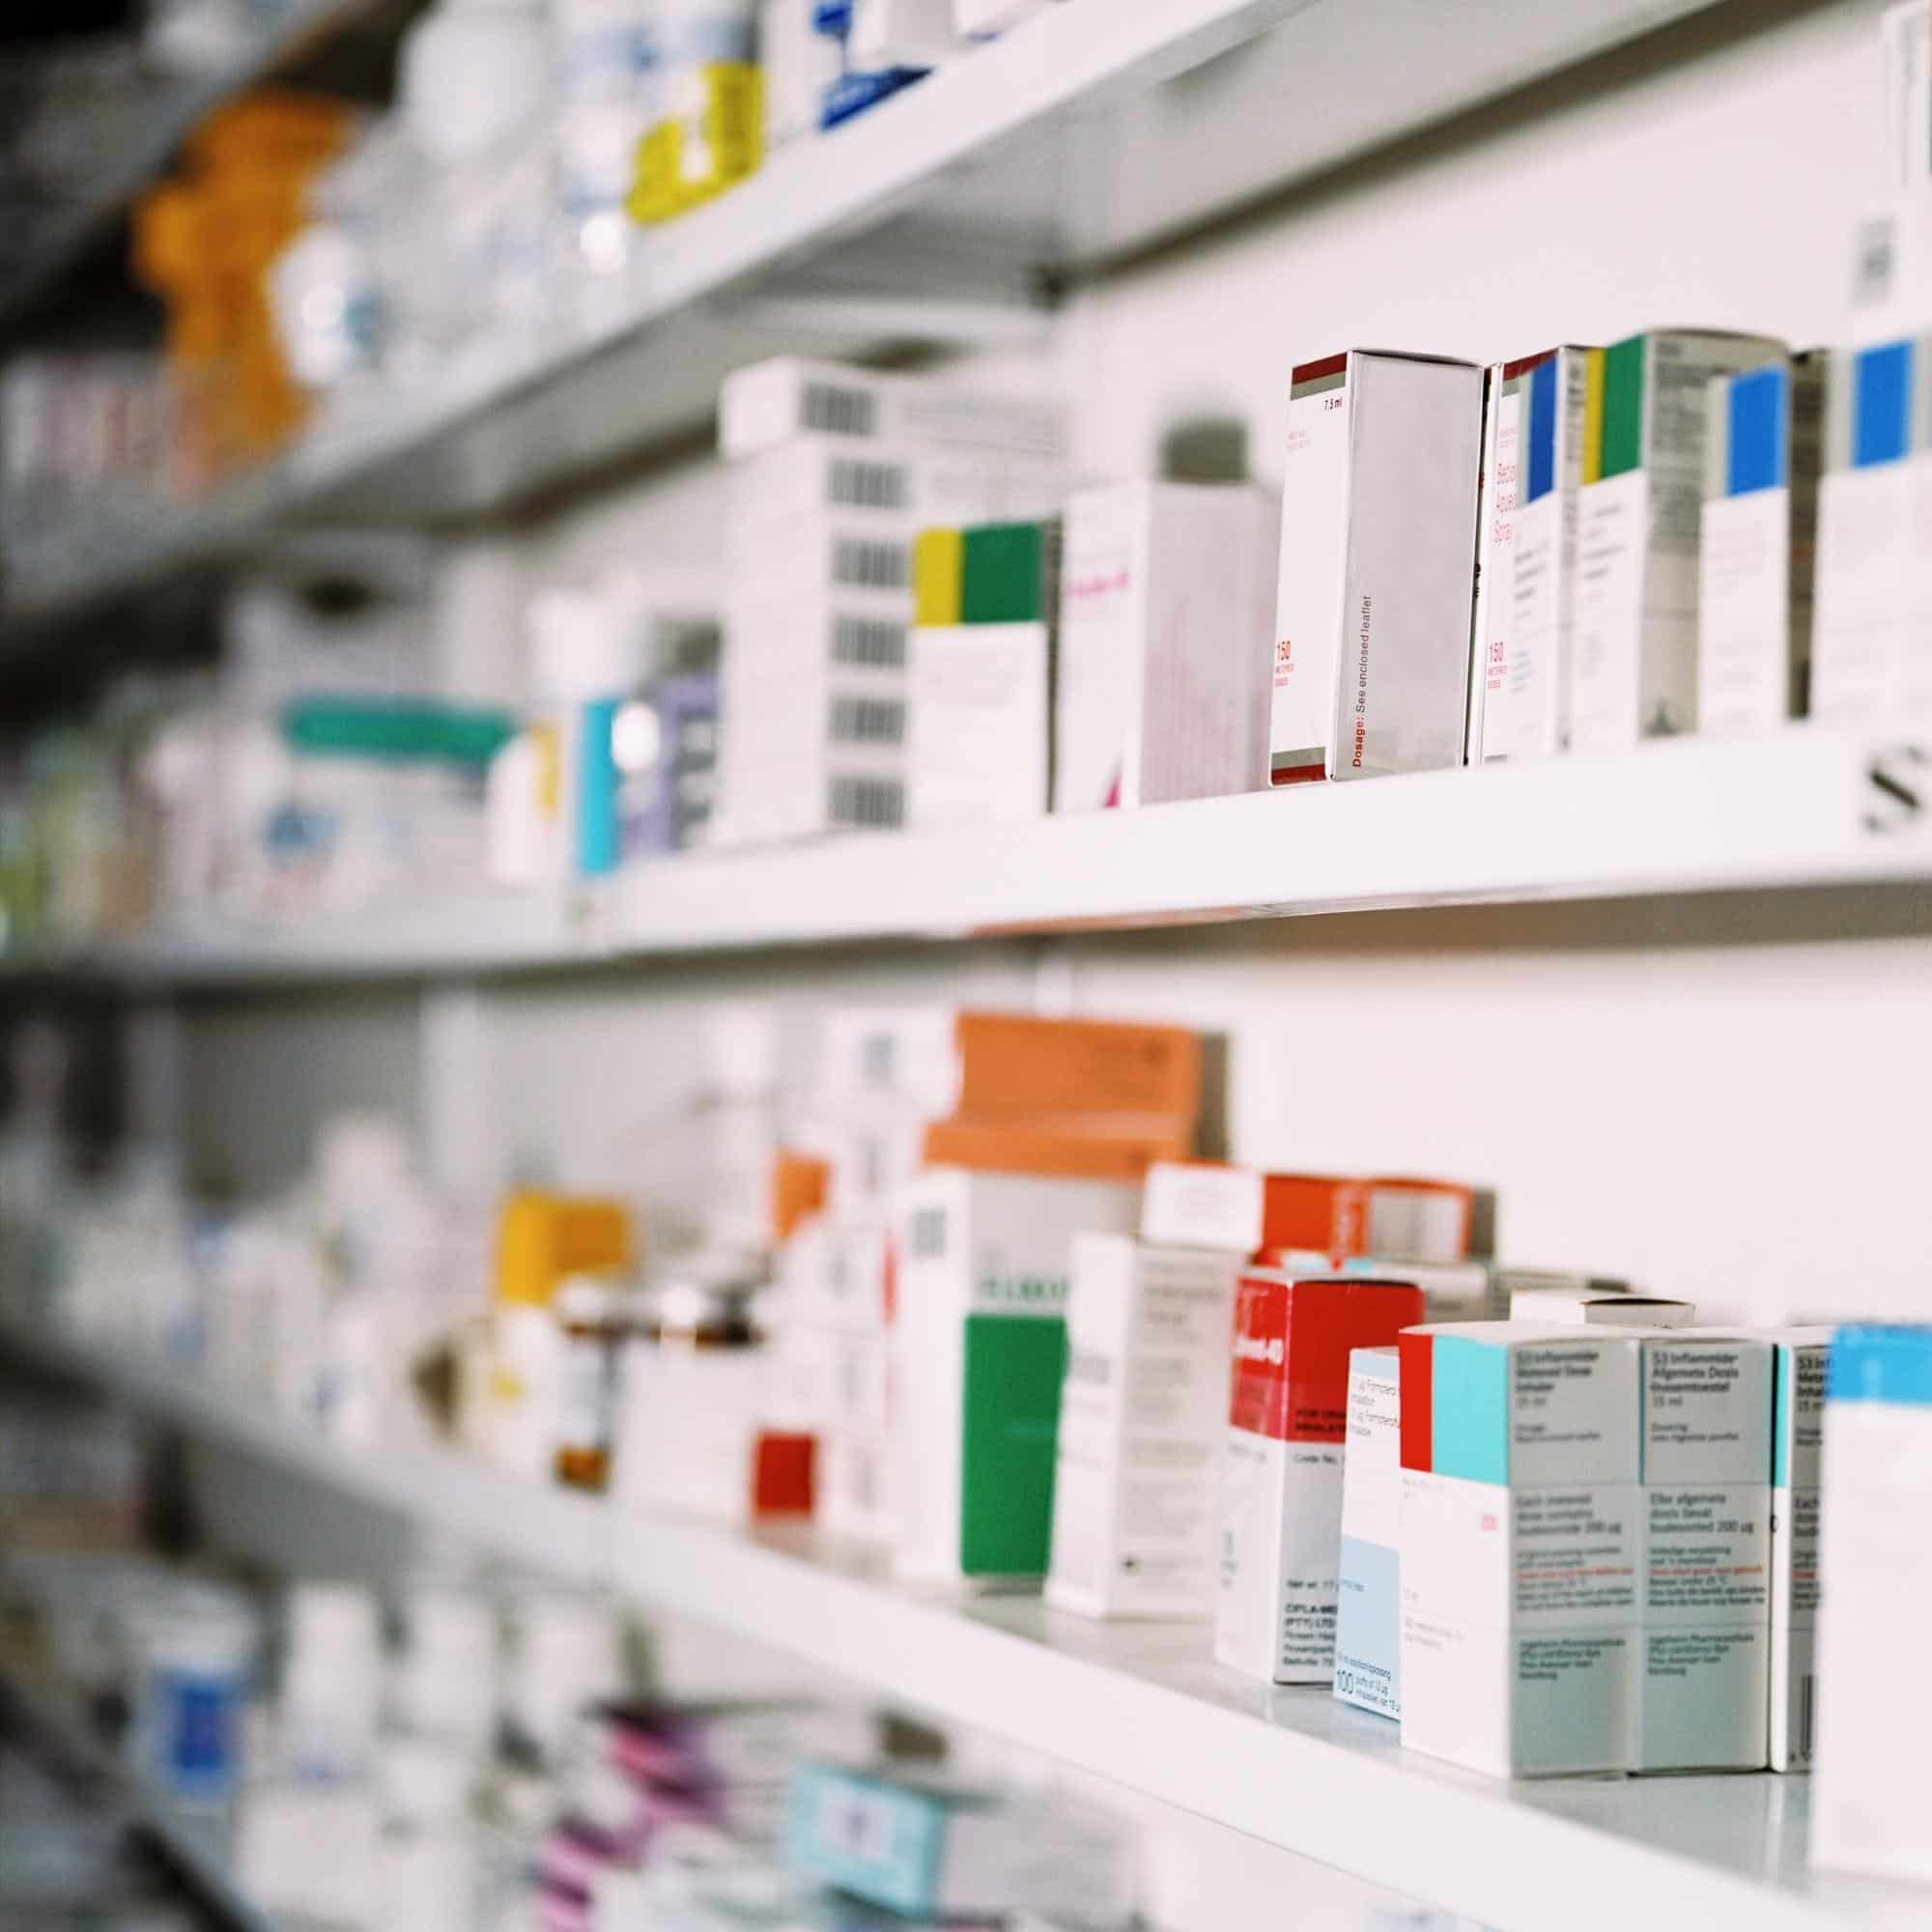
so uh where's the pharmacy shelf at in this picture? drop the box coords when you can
[1,0,1735,635]
[0,0,366,336]
[9,1315,1930,1932]
[0,1674,276,1932]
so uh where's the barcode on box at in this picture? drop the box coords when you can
[910,1206,947,1259]
[802,382,877,438]
[829,775,904,828]
[834,538,908,588]
[832,615,906,668]
[830,696,906,746]
[829,459,907,510]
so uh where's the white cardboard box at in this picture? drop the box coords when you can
[907,620,1051,831]
[1466,347,1592,764]
[1399,1323,1641,1777]
[1333,1345,1404,1719]
[1769,1327,1831,1772]
[893,1168,1140,1583]
[1632,1335,1772,1771]
[1046,1234,1242,1620]
[1268,350,1482,784]
[1053,481,1277,810]
[1139,1159,1264,1254]
[1698,355,1824,734]
[1569,329,1785,753]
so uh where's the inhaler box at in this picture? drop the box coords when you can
[1808,335,1932,725]
[1333,1345,1404,1719]
[1399,1324,1641,1777]
[1053,482,1278,810]
[1215,1272,1425,1683]
[1812,1326,1932,1881]
[719,356,1065,464]
[1633,1335,1772,1772]
[1769,1327,1830,1772]
[1697,356,1824,734]
[1569,329,1785,752]
[893,1168,1140,1584]
[1269,351,1483,783]
[1467,347,1592,763]
[1046,1234,1243,1619]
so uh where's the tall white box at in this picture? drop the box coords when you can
[907,621,1052,831]
[1569,329,1784,753]
[1053,482,1277,810]
[1332,1346,1403,1720]
[1632,1335,1772,1772]
[1466,347,1592,764]
[1770,1327,1831,1772]
[1268,351,1482,784]
[1697,355,1824,735]
[1046,1234,1242,1620]
[893,1169,1139,1584]
[1812,1325,1932,1881]
[1399,1324,1641,1777]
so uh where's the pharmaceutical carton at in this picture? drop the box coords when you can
[797,1106,928,1221]
[1338,1256,1503,1322]
[1631,1335,1773,1771]
[1333,1345,1404,1719]
[1769,1327,1831,1771]
[1812,1326,1932,1880]
[1139,1160,1264,1254]
[1215,1271,1425,1683]
[1269,350,1482,784]
[1258,1173,1475,1265]
[922,1112,1192,1183]
[1697,355,1824,733]
[777,1217,892,1334]
[1569,329,1785,752]
[719,356,1065,464]
[893,1168,1140,1583]
[1053,481,1277,810]
[1808,335,1932,725]
[1399,1324,1641,1777]
[1466,347,1593,764]
[1046,1233,1243,1619]
[1509,1287,1696,1328]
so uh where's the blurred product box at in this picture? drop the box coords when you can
[1139,1158,1265,1253]
[1269,350,1482,784]
[1333,1344,1403,1719]
[719,356,1065,465]
[1568,328,1784,752]
[1808,334,1932,726]
[1466,347,1593,765]
[1046,1230,1245,1620]
[1258,1173,1475,1265]
[1509,1285,1695,1326]
[1399,1324,1641,1776]
[1053,481,1277,810]
[893,1167,1140,1582]
[921,1112,1193,1181]
[1336,1256,1503,1321]
[1697,355,1824,735]
[1215,1270,1423,1683]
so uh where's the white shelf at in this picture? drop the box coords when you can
[4,730,1929,989]
[1,0,1734,631]
[10,1316,1931,1932]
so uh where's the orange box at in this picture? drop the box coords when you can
[496,1190,634,1306]
[952,1011,1201,1122]
[1259,1173,1473,1264]
[771,1150,831,1243]
[922,1111,1192,1181]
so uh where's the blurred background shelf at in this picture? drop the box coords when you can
[5,1311,1924,1932]
[3,729,1927,987]
[0,0,1737,639]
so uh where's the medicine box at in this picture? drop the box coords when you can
[1338,1256,1502,1322]
[1697,355,1824,735]
[1399,1324,1641,1777]
[1632,1335,1772,1771]
[1808,335,1932,727]
[719,356,1065,465]
[1216,1271,1425,1683]
[1466,347,1592,764]
[1259,1174,1475,1265]
[1053,481,1277,811]
[1333,1345,1403,1719]
[1509,1286,1696,1327]
[1269,350,1482,784]
[1569,328,1785,753]
[1811,1326,1932,1882]
[1769,1327,1831,1772]
[1047,1234,1242,1620]
[1139,1159,1264,1254]
[892,1168,1140,1583]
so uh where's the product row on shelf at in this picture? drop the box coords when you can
[5,999,1931,1894]
[0,0,1061,554]
[0,1378,1158,1932]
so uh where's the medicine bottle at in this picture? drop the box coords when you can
[554,1274,627,1491]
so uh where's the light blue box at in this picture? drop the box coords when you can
[1333,1346,1403,1720]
